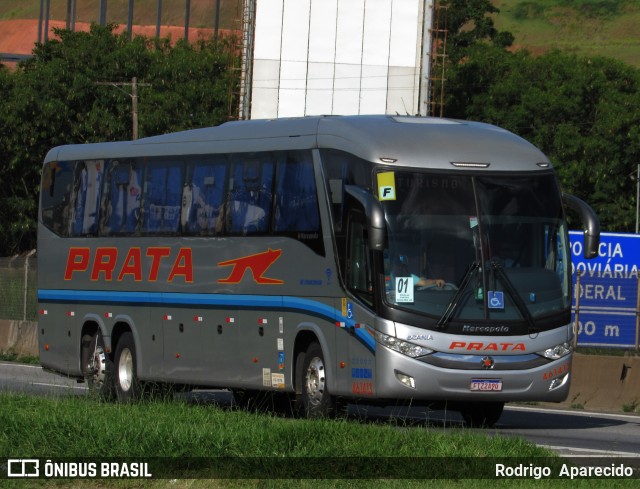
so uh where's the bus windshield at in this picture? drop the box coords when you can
[381,171,571,323]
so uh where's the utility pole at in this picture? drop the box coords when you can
[132,77,140,140]
[96,77,151,140]
[44,0,51,42]
[156,0,163,39]
[99,0,107,26]
[127,0,134,40]
[185,0,191,43]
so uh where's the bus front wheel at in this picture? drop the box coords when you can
[114,332,141,402]
[299,342,336,418]
[82,331,114,400]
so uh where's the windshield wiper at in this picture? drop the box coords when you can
[437,261,479,328]
[490,261,536,332]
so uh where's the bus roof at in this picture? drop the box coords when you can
[44,115,551,172]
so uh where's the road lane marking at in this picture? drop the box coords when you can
[506,405,640,422]
[0,362,41,369]
[32,382,87,391]
[539,445,640,457]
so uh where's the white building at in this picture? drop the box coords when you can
[240,0,434,119]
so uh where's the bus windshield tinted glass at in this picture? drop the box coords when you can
[381,171,570,322]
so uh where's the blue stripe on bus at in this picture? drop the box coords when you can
[353,328,376,351]
[38,289,376,352]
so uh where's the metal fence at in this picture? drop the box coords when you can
[0,251,38,321]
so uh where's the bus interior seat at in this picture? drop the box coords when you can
[182,164,225,234]
[107,163,142,234]
[229,161,272,234]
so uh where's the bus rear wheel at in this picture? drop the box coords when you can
[82,331,114,400]
[298,342,336,418]
[114,332,141,402]
[460,401,504,428]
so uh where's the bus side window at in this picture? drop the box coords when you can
[274,151,319,233]
[100,160,143,235]
[70,160,104,236]
[142,160,183,234]
[226,155,274,235]
[41,161,75,236]
[181,157,227,235]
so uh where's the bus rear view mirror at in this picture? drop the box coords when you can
[562,193,600,259]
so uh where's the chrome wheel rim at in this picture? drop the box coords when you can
[118,348,133,392]
[305,356,325,407]
[87,343,107,388]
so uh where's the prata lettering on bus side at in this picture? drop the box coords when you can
[63,246,286,285]
[64,246,193,282]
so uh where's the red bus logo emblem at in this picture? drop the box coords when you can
[217,248,284,284]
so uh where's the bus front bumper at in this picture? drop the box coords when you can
[373,346,572,403]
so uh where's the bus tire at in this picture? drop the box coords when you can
[81,331,115,401]
[113,332,141,403]
[299,342,336,418]
[460,401,504,428]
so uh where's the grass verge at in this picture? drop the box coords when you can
[1,393,638,488]
[0,351,39,364]
[1,393,542,459]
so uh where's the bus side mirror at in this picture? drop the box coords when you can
[562,193,600,259]
[345,185,386,251]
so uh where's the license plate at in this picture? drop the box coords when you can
[470,379,503,392]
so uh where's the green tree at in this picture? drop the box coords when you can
[0,65,31,255]
[443,0,514,63]
[0,24,238,255]
[141,37,237,136]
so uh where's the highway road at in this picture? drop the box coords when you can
[2,361,639,459]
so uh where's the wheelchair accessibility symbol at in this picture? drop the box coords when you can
[488,291,504,310]
[347,302,354,319]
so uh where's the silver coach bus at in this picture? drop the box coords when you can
[37,115,599,426]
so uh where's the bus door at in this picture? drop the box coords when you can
[343,209,378,398]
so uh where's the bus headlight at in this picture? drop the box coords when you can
[537,342,572,360]
[375,331,433,358]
